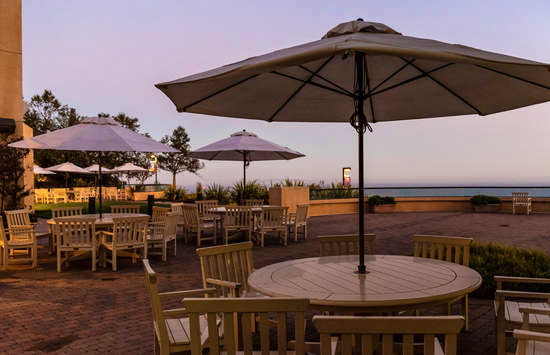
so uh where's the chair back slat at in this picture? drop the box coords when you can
[54,217,96,247]
[112,216,148,245]
[319,234,376,256]
[244,199,263,207]
[5,209,31,227]
[52,206,83,218]
[313,316,464,355]
[151,206,170,223]
[170,202,184,215]
[295,204,309,224]
[512,192,529,203]
[184,297,309,355]
[110,204,141,214]
[182,204,200,227]
[195,200,218,219]
[197,242,254,296]
[224,206,252,228]
[259,206,287,228]
[413,235,473,266]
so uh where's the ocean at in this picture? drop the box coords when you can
[363,187,550,197]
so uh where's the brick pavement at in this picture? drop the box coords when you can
[2,211,545,354]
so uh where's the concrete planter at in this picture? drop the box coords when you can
[473,204,501,213]
[372,204,397,213]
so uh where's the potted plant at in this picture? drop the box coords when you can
[368,195,396,213]
[470,194,501,213]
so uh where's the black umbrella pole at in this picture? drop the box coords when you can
[99,152,103,219]
[242,152,246,205]
[355,50,367,274]
[358,129,366,274]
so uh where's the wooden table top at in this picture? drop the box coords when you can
[47,213,149,226]
[208,206,270,213]
[248,255,482,309]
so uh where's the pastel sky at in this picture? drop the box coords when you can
[22,0,550,188]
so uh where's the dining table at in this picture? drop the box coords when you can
[207,205,271,238]
[248,254,482,313]
[47,213,150,228]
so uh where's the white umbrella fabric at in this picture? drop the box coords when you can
[33,165,55,175]
[86,164,114,174]
[156,19,550,273]
[46,162,91,187]
[191,130,305,202]
[10,117,177,217]
[112,162,148,173]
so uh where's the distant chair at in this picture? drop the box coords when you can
[147,212,177,261]
[244,199,263,207]
[195,200,219,222]
[54,216,98,272]
[110,204,141,214]
[223,206,253,245]
[182,204,217,246]
[286,204,309,241]
[513,192,532,215]
[319,234,376,256]
[0,220,37,270]
[52,188,67,203]
[34,189,48,204]
[52,206,83,218]
[313,315,464,355]
[256,206,288,247]
[100,216,148,271]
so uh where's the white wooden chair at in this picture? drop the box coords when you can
[514,329,550,355]
[4,209,40,265]
[52,206,83,218]
[413,234,473,331]
[244,199,264,207]
[223,206,253,245]
[100,216,148,271]
[143,259,219,355]
[256,206,288,247]
[319,234,376,256]
[494,276,550,355]
[313,315,464,355]
[195,200,219,222]
[183,297,309,355]
[170,203,186,240]
[513,192,532,215]
[0,224,37,270]
[54,216,99,272]
[286,204,309,241]
[182,204,217,246]
[196,241,255,297]
[110,204,141,214]
[147,212,177,261]
[152,206,171,223]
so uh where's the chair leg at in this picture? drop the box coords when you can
[173,239,177,256]
[162,242,166,262]
[294,225,298,242]
[304,224,308,240]
[464,294,469,331]
[57,247,62,272]
[261,232,265,247]
[32,244,38,268]
[112,249,117,271]
[2,246,7,271]
[91,248,96,272]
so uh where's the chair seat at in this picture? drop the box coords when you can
[166,315,209,346]
[2,240,34,247]
[494,300,550,326]
[517,339,550,355]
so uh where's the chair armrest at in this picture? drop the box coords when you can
[494,275,550,285]
[495,290,550,299]
[97,231,113,236]
[514,329,550,343]
[158,288,217,300]
[162,308,188,317]
[519,307,550,317]
[205,278,242,297]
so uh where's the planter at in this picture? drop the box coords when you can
[473,204,501,213]
[372,204,396,213]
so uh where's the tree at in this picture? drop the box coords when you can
[0,139,30,213]
[158,126,202,187]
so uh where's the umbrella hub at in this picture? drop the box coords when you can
[81,116,119,126]
[323,19,401,39]
[230,130,257,137]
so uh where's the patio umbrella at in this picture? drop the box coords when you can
[86,164,113,174]
[112,162,148,185]
[33,165,55,175]
[9,116,177,217]
[46,162,91,187]
[156,19,550,273]
[191,129,305,203]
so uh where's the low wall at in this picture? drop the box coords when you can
[132,191,165,201]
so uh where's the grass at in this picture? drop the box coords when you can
[34,201,148,219]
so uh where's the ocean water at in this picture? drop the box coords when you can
[363,187,550,197]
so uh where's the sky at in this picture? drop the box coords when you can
[21,0,550,188]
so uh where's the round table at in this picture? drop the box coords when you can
[47,213,150,227]
[248,255,482,312]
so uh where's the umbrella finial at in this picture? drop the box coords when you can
[356,18,364,21]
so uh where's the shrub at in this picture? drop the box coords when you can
[195,183,204,201]
[163,186,186,201]
[470,194,501,205]
[469,242,550,298]
[231,179,269,204]
[204,183,231,205]
[367,195,395,206]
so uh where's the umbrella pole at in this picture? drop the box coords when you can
[98,152,103,219]
[242,152,246,205]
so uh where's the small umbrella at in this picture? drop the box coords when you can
[156,18,550,273]
[86,164,113,174]
[46,162,91,187]
[191,130,304,203]
[112,163,148,185]
[33,165,55,175]
[10,117,177,217]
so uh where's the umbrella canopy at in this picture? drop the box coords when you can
[33,165,55,175]
[86,164,113,174]
[112,162,148,173]
[156,19,550,273]
[46,162,91,174]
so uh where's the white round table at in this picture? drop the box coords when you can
[248,254,482,312]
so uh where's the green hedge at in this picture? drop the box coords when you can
[469,242,550,298]
[470,194,501,205]
[367,195,395,206]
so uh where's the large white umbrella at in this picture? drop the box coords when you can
[33,165,55,175]
[191,130,305,202]
[156,19,550,273]
[46,162,91,187]
[10,116,177,217]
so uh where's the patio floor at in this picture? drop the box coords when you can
[2,211,547,354]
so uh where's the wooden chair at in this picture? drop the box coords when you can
[34,189,48,204]
[196,241,255,297]
[286,204,309,241]
[244,199,264,207]
[513,192,532,215]
[184,297,309,355]
[52,206,83,218]
[494,276,550,355]
[170,203,186,240]
[54,217,99,272]
[313,315,464,355]
[4,208,33,227]
[4,209,41,260]
[100,216,149,271]
[223,206,253,245]
[413,234,473,330]
[143,259,219,355]
[182,204,217,246]
[256,206,288,247]
[152,206,171,224]
[195,200,219,222]
[514,329,550,355]
[319,234,376,256]
[147,212,177,261]
[110,204,141,214]
[0,224,37,270]
[117,188,127,201]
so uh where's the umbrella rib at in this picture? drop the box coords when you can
[367,59,415,95]
[268,56,335,122]
[366,63,454,99]
[182,74,260,111]
[363,56,377,123]
[297,64,354,96]
[402,58,482,115]
[208,150,223,161]
[270,71,354,98]
[475,64,550,91]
